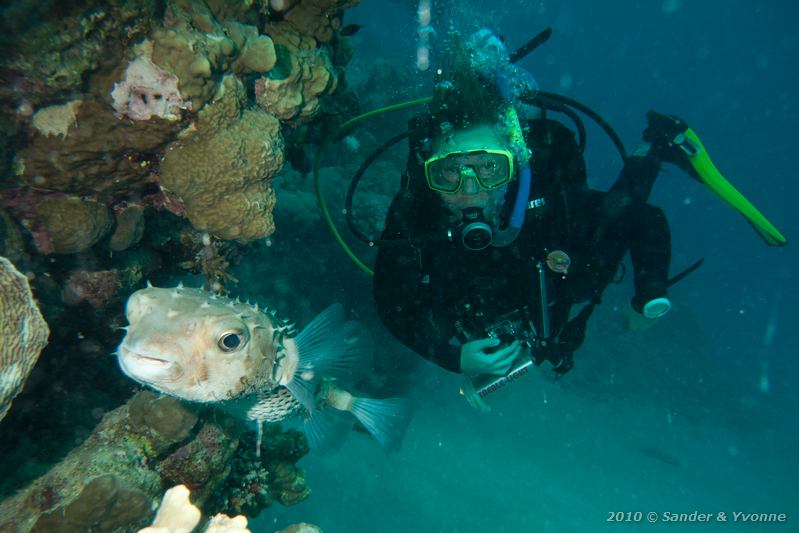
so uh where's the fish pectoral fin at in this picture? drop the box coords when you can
[285,374,317,412]
[294,304,373,387]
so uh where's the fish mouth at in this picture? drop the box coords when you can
[129,352,170,366]
[118,345,176,374]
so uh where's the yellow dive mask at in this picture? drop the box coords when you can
[424,148,514,193]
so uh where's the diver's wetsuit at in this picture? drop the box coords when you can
[373,118,671,373]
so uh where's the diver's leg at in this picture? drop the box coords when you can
[608,152,661,205]
[628,203,671,313]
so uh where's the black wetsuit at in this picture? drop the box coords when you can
[373,117,671,373]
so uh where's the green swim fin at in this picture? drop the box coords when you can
[678,128,787,246]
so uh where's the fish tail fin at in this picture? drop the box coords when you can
[303,407,353,452]
[294,304,373,385]
[349,396,412,452]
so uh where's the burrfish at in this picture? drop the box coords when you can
[117,285,411,452]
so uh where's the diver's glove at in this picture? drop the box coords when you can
[460,338,522,375]
[642,110,698,176]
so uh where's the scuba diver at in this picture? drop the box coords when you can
[367,29,786,384]
[314,28,786,405]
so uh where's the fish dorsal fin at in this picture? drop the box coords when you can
[293,304,373,387]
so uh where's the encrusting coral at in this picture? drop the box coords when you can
[160,75,285,241]
[0,256,49,422]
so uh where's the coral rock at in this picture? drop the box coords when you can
[17,99,180,196]
[110,204,146,251]
[157,423,238,504]
[29,475,152,533]
[62,269,122,308]
[0,391,235,532]
[226,21,277,75]
[34,197,113,254]
[0,256,49,421]
[150,1,242,112]
[281,0,360,43]
[128,391,199,450]
[160,76,284,242]
[256,23,338,122]
[0,1,157,108]
[269,461,311,506]
[0,208,25,263]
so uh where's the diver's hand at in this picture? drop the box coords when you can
[460,338,522,375]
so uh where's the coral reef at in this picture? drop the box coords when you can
[0,390,310,532]
[209,425,310,516]
[0,209,25,263]
[225,21,277,75]
[62,269,123,308]
[33,196,113,255]
[269,461,312,506]
[111,55,190,121]
[160,75,285,241]
[255,22,339,122]
[110,204,147,252]
[279,0,360,43]
[0,256,49,421]
[15,99,181,196]
[178,230,240,293]
[0,1,157,107]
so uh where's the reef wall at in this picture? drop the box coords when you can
[0,0,362,525]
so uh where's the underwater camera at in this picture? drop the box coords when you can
[457,309,539,409]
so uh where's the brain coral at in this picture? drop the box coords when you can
[159,76,284,242]
[0,256,49,422]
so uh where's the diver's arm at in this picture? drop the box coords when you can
[373,193,463,372]
[373,241,463,373]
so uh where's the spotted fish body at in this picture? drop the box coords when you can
[243,388,305,422]
[118,286,295,405]
[117,285,411,451]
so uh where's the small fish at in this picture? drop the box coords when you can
[339,23,364,36]
[639,447,682,467]
[117,285,411,452]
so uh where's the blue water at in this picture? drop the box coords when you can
[254,1,798,531]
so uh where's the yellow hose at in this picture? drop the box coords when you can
[314,97,433,276]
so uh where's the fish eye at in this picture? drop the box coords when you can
[218,329,246,352]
